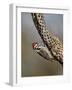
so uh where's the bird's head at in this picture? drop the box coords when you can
[32,42,39,50]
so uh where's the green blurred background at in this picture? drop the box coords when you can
[21,13,63,77]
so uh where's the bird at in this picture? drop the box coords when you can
[32,42,54,61]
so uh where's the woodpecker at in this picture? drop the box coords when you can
[32,42,54,61]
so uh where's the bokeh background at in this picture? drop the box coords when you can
[21,12,63,77]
